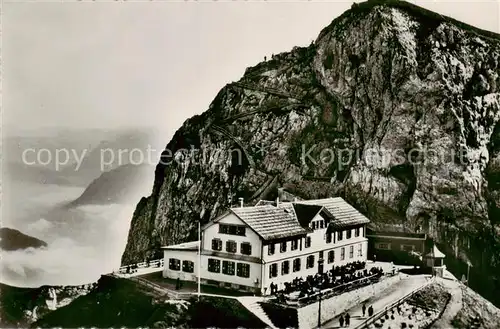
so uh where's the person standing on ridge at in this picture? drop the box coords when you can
[339,314,344,327]
[362,303,367,317]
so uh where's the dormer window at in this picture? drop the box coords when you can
[320,220,324,229]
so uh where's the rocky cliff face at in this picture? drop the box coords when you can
[121,0,500,305]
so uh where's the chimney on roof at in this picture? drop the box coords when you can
[239,197,244,208]
[278,187,284,200]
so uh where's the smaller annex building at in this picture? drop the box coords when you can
[162,195,371,295]
[366,225,427,265]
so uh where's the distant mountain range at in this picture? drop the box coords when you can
[0,228,47,252]
[4,128,160,188]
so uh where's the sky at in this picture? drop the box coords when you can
[3,0,500,139]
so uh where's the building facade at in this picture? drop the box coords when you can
[162,196,370,295]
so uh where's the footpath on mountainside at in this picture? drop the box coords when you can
[320,274,430,329]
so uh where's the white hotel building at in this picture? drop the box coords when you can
[162,195,370,295]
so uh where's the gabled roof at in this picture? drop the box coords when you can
[231,205,308,241]
[290,204,322,228]
[201,210,231,231]
[294,197,370,229]
[201,197,370,241]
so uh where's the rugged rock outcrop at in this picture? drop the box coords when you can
[121,0,500,305]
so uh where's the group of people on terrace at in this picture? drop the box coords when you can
[270,261,385,303]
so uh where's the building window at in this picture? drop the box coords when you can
[376,243,391,250]
[328,250,335,263]
[182,260,194,273]
[305,236,311,248]
[219,224,246,236]
[358,243,363,256]
[280,241,287,253]
[211,238,222,251]
[241,242,252,255]
[226,240,237,253]
[338,231,343,241]
[349,245,354,258]
[312,222,317,230]
[237,263,250,278]
[341,247,345,260]
[346,229,352,239]
[291,239,299,250]
[401,244,414,252]
[169,258,180,271]
[269,263,278,278]
[293,258,301,272]
[319,251,324,259]
[281,261,290,275]
[306,255,315,269]
[268,243,275,255]
[326,232,332,243]
[208,258,220,273]
[355,227,360,237]
[222,260,235,275]
[320,221,324,229]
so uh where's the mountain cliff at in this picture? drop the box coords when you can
[121,0,500,305]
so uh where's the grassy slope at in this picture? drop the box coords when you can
[30,276,266,328]
[32,276,184,329]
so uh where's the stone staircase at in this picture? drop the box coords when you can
[237,296,277,329]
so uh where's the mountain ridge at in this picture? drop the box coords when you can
[68,164,155,207]
[0,228,47,252]
[121,0,500,307]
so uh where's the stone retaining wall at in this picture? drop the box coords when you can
[297,274,401,329]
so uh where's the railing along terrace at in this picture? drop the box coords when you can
[131,276,192,300]
[293,273,386,306]
[115,258,164,274]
